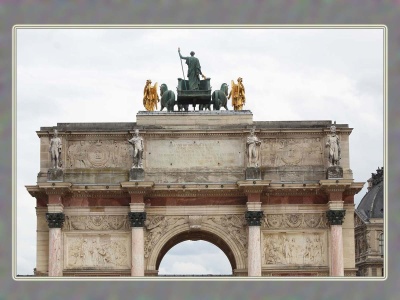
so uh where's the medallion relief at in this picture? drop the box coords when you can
[64,233,130,269]
[263,232,327,266]
[260,138,323,167]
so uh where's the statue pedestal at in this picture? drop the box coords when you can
[326,166,343,179]
[47,168,63,181]
[245,167,261,180]
[129,168,145,181]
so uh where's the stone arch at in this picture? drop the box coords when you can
[145,222,247,273]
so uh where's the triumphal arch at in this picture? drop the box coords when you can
[26,109,363,277]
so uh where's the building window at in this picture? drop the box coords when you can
[379,232,384,257]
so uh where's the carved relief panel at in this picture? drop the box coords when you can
[262,231,328,266]
[64,233,130,269]
[260,138,324,167]
[66,140,132,169]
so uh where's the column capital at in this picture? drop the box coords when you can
[46,212,65,228]
[128,212,147,227]
[245,211,264,226]
[326,209,346,225]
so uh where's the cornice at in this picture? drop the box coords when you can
[148,189,245,198]
[237,180,271,194]
[37,182,72,195]
[319,180,364,195]
[120,181,155,195]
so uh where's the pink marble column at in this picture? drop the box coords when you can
[48,228,63,276]
[326,209,346,276]
[245,200,263,277]
[129,202,146,276]
[131,227,145,276]
[330,225,344,276]
[247,225,262,276]
[46,210,65,277]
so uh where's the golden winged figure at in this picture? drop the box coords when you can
[228,77,246,111]
[143,79,160,111]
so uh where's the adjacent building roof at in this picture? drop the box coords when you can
[356,167,384,221]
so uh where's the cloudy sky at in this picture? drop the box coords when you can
[15,26,384,275]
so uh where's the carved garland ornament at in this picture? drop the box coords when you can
[63,215,130,231]
[262,213,328,229]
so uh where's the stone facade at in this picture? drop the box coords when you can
[26,111,363,277]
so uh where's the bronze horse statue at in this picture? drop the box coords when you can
[211,83,229,110]
[160,84,176,112]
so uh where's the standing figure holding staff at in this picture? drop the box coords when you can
[178,48,206,90]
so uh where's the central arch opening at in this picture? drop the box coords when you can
[156,231,235,276]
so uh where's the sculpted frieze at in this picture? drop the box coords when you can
[263,232,327,266]
[64,233,130,269]
[63,215,130,231]
[66,140,131,169]
[263,213,328,229]
[260,138,323,167]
